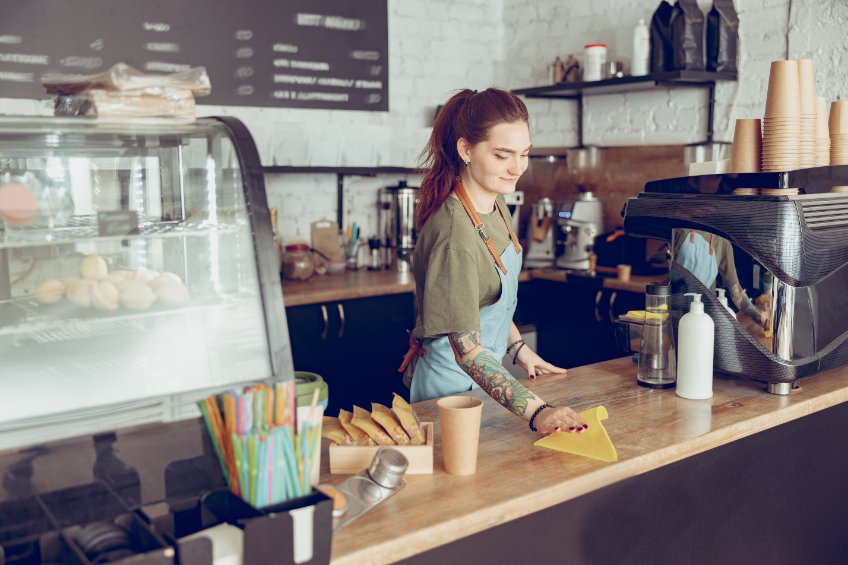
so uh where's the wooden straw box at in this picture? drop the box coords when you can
[329,422,434,474]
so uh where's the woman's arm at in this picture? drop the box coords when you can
[449,331,585,433]
[507,322,568,380]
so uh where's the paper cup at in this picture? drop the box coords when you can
[616,264,632,282]
[764,60,801,118]
[797,59,817,115]
[438,396,483,476]
[816,97,829,138]
[829,101,848,136]
[730,118,762,173]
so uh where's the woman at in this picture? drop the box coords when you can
[399,87,587,434]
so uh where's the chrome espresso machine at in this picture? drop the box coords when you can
[555,192,603,271]
[623,166,848,394]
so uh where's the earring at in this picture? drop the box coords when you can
[464,160,470,167]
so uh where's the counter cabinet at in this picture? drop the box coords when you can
[286,292,414,413]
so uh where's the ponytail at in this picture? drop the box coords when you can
[416,87,529,229]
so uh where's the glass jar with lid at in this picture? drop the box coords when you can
[282,243,315,280]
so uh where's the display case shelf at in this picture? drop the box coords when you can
[512,70,737,147]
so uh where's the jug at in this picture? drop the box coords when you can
[637,282,677,388]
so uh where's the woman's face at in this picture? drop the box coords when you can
[460,121,531,196]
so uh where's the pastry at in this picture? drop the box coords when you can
[133,268,159,284]
[80,254,108,280]
[351,406,394,446]
[321,416,353,445]
[149,272,183,288]
[0,182,38,224]
[66,279,95,308]
[118,280,157,310]
[105,270,134,284]
[33,279,66,305]
[392,393,425,445]
[371,402,411,445]
[91,280,119,311]
[153,280,190,305]
[338,409,374,446]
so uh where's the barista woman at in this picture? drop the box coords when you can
[398,88,586,434]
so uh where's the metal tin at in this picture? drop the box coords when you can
[367,447,408,489]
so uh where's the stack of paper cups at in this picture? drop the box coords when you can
[815,96,830,167]
[797,59,817,169]
[729,118,762,173]
[829,101,848,166]
[762,60,801,172]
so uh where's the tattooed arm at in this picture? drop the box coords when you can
[728,283,769,328]
[448,331,585,433]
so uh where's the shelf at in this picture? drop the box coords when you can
[258,166,420,227]
[260,165,419,175]
[643,164,848,195]
[512,70,738,147]
[512,70,737,98]
[0,216,246,250]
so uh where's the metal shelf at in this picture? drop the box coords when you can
[259,166,420,227]
[512,70,738,147]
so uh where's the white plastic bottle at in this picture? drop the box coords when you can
[631,18,650,76]
[716,288,735,316]
[676,293,715,399]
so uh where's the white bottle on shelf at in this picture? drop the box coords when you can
[716,288,735,316]
[631,18,650,76]
[676,293,715,400]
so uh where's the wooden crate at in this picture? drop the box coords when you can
[329,422,434,474]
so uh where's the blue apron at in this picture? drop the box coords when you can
[676,230,718,290]
[410,241,522,403]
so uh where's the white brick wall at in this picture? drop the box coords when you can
[1,0,844,248]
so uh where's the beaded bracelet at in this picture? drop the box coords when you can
[506,338,524,356]
[528,403,555,432]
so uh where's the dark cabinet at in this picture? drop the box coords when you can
[286,293,415,414]
[518,278,643,369]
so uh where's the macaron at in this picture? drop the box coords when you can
[0,182,38,224]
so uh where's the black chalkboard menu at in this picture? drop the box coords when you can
[0,0,388,111]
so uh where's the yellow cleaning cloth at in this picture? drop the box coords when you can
[533,405,618,462]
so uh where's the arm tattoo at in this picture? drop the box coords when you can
[449,331,481,356]
[459,348,538,417]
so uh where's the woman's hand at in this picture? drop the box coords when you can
[533,406,587,434]
[515,345,567,380]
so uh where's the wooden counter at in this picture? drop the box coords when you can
[282,268,662,307]
[325,357,848,564]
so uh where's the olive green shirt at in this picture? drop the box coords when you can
[411,195,513,338]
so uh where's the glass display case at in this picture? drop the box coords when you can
[0,116,293,450]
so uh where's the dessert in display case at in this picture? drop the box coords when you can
[0,117,329,565]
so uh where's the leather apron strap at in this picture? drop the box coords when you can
[453,178,520,274]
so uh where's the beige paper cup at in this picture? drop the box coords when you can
[829,101,848,136]
[730,118,762,173]
[438,396,483,476]
[816,96,829,138]
[616,264,632,282]
[764,60,801,118]
[797,59,817,116]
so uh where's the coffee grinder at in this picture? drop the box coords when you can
[524,197,555,268]
[378,181,419,272]
[555,192,603,271]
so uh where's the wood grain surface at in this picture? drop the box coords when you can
[324,356,848,564]
[281,268,660,307]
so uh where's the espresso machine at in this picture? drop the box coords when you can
[555,192,603,271]
[524,197,555,268]
[378,180,419,272]
[623,166,848,394]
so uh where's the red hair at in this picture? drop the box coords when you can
[416,88,529,229]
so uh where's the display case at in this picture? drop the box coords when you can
[0,116,293,449]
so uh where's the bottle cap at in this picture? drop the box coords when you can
[716,288,727,299]
[646,282,671,296]
[684,292,705,313]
